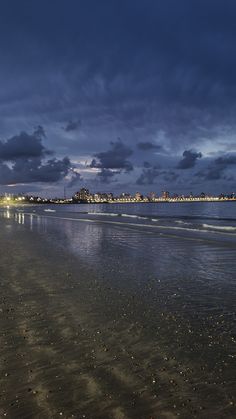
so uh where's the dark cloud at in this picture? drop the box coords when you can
[136,166,160,185]
[67,171,83,188]
[136,164,179,185]
[64,120,81,132]
[198,166,224,181]
[196,153,236,180]
[215,155,236,166]
[34,125,46,138]
[143,161,152,168]
[0,157,71,185]
[177,150,202,169]
[3,0,236,119]
[90,139,133,172]
[0,128,72,185]
[137,142,163,151]
[97,169,117,183]
[161,170,179,183]
[0,126,51,161]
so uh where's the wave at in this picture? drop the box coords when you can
[12,211,236,239]
[44,209,56,213]
[175,220,191,225]
[88,212,119,217]
[120,213,149,220]
[22,211,202,233]
[87,211,150,220]
[202,223,236,232]
[85,211,236,223]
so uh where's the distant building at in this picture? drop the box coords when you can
[135,192,143,201]
[148,192,156,201]
[119,193,132,201]
[162,191,170,200]
[74,188,90,202]
[96,193,109,202]
[107,193,114,201]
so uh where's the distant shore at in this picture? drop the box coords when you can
[1,197,236,206]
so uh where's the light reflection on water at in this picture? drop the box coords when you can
[5,207,236,313]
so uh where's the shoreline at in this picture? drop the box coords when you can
[1,198,236,207]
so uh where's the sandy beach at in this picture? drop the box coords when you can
[0,212,236,419]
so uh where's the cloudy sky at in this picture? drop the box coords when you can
[0,0,236,196]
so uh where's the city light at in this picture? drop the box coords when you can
[1,188,234,205]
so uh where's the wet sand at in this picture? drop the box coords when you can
[0,216,236,418]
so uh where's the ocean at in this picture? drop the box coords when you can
[0,201,236,418]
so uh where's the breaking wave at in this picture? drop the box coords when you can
[202,224,236,232]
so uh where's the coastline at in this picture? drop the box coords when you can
[1,198,236,207]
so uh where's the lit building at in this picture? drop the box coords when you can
[74,188,90,202]
[148,192,156,201]
[135,192,143,201]
[162,191,170,200]
[107,193,114,201]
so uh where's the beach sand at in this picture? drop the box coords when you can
[0,216,236,418]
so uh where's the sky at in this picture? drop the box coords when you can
[0,0,236,197]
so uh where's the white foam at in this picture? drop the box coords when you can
[175,220,190,225]
[120,213,149,220]
[88,212,118,217]
[202,223,236,232]
[20,211,236,237]
[88,212,149,220]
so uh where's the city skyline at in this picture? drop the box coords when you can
[0,2,236,195]
[1,186,235,205]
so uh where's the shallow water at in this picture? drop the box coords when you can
[0,203,236,418]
